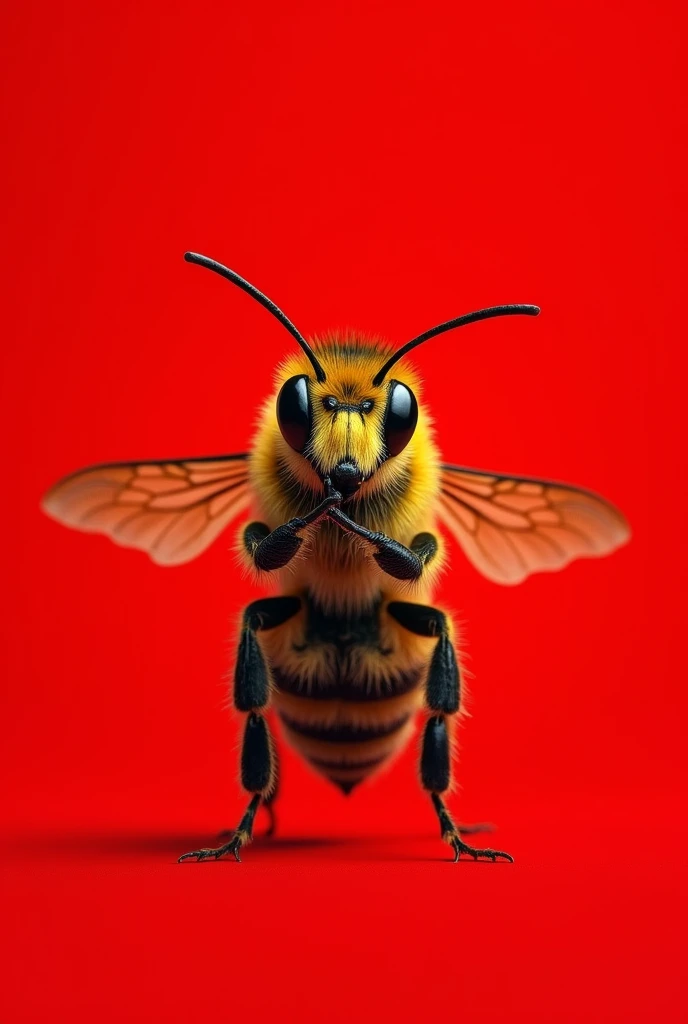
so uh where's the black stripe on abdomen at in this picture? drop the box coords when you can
[272,665,423,700]
[277,710,410,744]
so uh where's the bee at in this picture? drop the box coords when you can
[42,252,630,863]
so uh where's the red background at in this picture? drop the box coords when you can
[1,1,686,1020]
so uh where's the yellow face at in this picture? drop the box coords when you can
[256,334,433,506]
[308,372,385,485]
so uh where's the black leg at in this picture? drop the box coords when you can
[180,794,262,864]
[388,601,460,713]
[419,716,513,863]
[180,597,299,864]
[421,715,452,791]
[387,600,446,637]
[390,599,514,863]
[218,744,280,841]
[430,793,513,863]
[243,491,342,571]
[179,711,277,863]
[234,597,301,711]
[328,507,438,582]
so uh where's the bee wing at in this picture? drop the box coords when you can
[438,463,630,585]
[42,454,251,566]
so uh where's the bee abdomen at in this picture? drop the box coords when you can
[275,691,419,794]
[272,664,423,700]
[277,710,410,743]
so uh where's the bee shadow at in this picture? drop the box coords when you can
[3,829,462,863]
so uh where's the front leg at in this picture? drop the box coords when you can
[328,507,438,582]
[244,491,342,571]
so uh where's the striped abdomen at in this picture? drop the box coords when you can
[263,595,430,793]
[274,682,423,793]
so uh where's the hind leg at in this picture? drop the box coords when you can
[388,600,513,863]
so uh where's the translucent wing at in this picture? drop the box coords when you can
[438,463,630,585]
[42,454,251,566]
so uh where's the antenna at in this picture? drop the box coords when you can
[372,304,540,386]
[184,252,327,383]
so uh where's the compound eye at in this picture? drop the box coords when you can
[277,374,312,453]
[383,380,418,457]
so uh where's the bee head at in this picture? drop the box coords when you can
[183,252,539,499]
[274,339,421,499]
